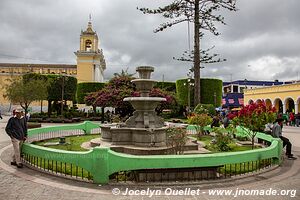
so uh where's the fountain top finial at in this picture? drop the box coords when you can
[136,66,154,79]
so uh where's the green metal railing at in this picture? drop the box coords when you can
[22,121,283,184]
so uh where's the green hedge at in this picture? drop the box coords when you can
[154,81,176,92]
[200,78,222,107]
[176,78,222,107]
[176,79,195,107]
[76,82,106,104]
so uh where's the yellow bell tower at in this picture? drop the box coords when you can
[75,17,106,82]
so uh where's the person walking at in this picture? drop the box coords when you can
[295,112,300,127]
[272,118,296,160]
[211,115,220,128]
[223,114,230,128]
[5,109,27,168]
[289,112,295,126]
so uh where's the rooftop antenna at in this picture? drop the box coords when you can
[89,13,92,22]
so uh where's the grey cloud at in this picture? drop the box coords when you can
[0,0,299,82]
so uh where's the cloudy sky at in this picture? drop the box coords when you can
[0,0,300,82]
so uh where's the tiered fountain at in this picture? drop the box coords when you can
[90,66,199,155]
[98,66,173,154]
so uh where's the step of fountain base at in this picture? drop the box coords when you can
[89,138,208,155]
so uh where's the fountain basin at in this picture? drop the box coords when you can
[100,124,167,147]
[132,79,157,96]
[124,97,166,110]
[99,66,170,154]
[136,66,154,79]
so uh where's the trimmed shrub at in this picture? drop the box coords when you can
[176,79,195,107]
[27,122,42,129]
[176,78,222,107]
[77,82,106,104]
[200,78,222,107]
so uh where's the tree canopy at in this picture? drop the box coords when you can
[4,76,48,113]
[139,0,237,105]
[85,71,177,118]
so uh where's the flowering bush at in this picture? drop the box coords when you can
[232,101,277,148]
[187,113,212,136]
[210,127,233,152]
[84,72,178,118]
[84,92,98,114]
[84,74,136,118]
[149,88,177,115]
[166,127,188,154]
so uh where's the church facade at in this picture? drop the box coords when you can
[0,20,106,107]
[75,19,106,83]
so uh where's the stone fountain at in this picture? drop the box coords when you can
[99,66,169,153]
[90,66,199,155]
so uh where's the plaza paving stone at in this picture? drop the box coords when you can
[0,116,299,200]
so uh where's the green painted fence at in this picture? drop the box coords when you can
[22,121,283,184]
[27,121,100,136]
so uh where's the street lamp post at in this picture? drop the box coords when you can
[184,73,194,114]
[214,92,216,106]
[61,72,66,116]
[187,78,191,110]
[187,72,194,111]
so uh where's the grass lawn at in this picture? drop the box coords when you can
[197,135,213,146]
[24,134,100,179]
[195,135,261,152]
[229,144,261,151]
[33,134,100,151]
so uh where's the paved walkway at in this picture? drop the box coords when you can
[0,116,299,200]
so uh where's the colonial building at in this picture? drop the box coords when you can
[223,80,290,94]
[244,83,300,114]
[75,19,106,82]
[222,80,291,108]
[0,19,106,107]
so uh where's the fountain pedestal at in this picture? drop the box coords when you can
[99,66,198,154]
[100,66,168,148]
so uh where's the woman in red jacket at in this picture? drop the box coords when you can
[289,112,295,126]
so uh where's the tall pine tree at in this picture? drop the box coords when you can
[139,0,237,105]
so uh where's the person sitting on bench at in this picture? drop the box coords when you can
[272,118,297,160]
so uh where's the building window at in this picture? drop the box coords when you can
[85,40,92,51]
[223,86,230,94]
[240,87,245,93]
[233,86,238,93]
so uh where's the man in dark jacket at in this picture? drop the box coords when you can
[272,118,296,160]
[5,109,27,168]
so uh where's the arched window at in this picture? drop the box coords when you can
[85,40,92,51]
